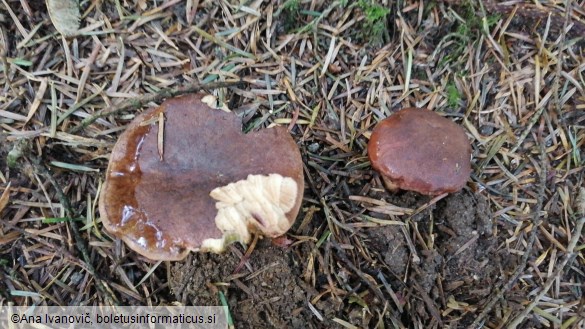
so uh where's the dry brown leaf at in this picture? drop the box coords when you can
[46,0,80,37]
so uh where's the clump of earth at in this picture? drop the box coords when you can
[169,191,513,328]
[170,240,314,328]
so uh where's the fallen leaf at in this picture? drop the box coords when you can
[46,0,80,37]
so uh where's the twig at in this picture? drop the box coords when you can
[467,133,548,329]
[331,242,385,301]
[28,155,119,305]
[68,80,246,134]
[410,266,443,326]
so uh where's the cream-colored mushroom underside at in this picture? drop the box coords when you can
[201,174,297,253]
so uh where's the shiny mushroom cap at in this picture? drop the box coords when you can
[99,94,304,261]
[367,108,471,195]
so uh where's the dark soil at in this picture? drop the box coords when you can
[170,240,315,328]
[169,190,514,328]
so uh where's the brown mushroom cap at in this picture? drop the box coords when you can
[99,94,304,261]
[367,108,471,195]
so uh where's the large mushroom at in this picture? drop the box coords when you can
[99,94,304,261]
[367,108,471,195]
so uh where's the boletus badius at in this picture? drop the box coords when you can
[368,108,471,195]
[99,94,304,261]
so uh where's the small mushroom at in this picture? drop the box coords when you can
[367,108,471,195]
[99,94,304,261]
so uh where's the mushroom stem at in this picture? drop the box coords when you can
[381,176,400,192]
[271,235,294,248]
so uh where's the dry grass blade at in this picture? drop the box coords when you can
[68,80,245,133]
[507,187,585,328]
[468,121,549,329]
[0,182,11,214]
